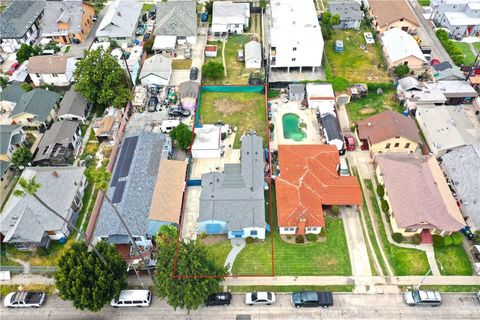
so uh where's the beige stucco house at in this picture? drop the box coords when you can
[381,28,427,72]
[368,0,420,33]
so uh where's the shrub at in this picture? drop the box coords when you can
[443,235,453,246]
[36,247,49,257]
[412,234,422,245]
[295,235,305,244]
[202,61,224,80]
[200,232,207,239]
[144,37,155,54]
[331,205,340,216]
[269,123,275,132]
[245,236,254,244]
[376,185,385,198]
[381,200,389,213]
[319,228,327,238]
[286,235,292,240]
[392,233,404,243]
[432,235,444,247]
[306,234,318,242]
[394,64,410,77]
[435,29,465,66]
[451,232,463,246]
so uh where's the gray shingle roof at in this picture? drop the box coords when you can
[179,81,199,99]
[94,131,165,238]
[0,0,45,39]
[328,1,363,21]
[440,145,480,229]
[0,83,26,103]
[0,125,23,155]
[0,166,85,243]
[321,113,342,141]
[245,40,261,62]
[9,88,60,122]
[57,87,87,118]
[155,1,197,37]
[33,121,79,163]
[199,135,266,231]
[41,0,83,37]
[96,0,142,39]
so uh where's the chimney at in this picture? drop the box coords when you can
[52,171,59,178]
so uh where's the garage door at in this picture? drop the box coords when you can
[206,223,221,233]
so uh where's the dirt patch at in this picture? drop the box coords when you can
[359,107,376,115]
[199,234,228,245]
[213,98,247,115]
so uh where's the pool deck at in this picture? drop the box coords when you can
[270,99,323,151]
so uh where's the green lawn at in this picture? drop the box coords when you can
[223,35,251,85]
[418,0,430,6]
[413,285,480,292]
[202,241,232,270]
[232,236,273,275]
[228,285,354,293]
[435,245,473,276]
[204,40,224,65]
[0,284,56,297]
[142,3,154,11]
[325,23,391,83]
[452,42,476,66]
[473,42,480,52]
[364,179,430,276]
[347,86,404,124]
[172,59,192,70]
[199,90,267,148]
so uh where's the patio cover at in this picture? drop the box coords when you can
[153,35,176,51]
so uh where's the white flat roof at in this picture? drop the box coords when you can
[192,125,221,150]
[445,12,480,26]
[381,28,426,63]
[306,83,335,99]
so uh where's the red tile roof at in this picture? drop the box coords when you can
[357,110,421,145]
[276,145,362,228]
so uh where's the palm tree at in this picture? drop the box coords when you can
[14,177,107,266]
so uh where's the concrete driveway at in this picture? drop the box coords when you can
[169,29,206,86]
[181,186,201,241]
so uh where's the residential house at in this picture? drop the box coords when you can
[380,28,426,71]
[94,132,165,268]
[0,0,45,53]
[8,88,61,129]
[440,145,480,231]
[198,134,266,239]
[416,105,480,157]
[368,0,419,33]
[357,110,421,153]
[153,0,197,52]
[178,80,199,110]
[95,0,142,46]
[276,144,362,235]
[320,113,345,153]
[211,1,250,37]
[8,61,30,84]
[148,159,187,233]
[28,55,76,87]
[268,0,324,75]
[432,61,465,81]
[112,45,144,84]
[430,0,480,38]
[0,166,86,250]
[41,0,95,44]
[57,88,91,124]
[139,54,172,86]
[0,125,26,162]
[244,40,262,69]
[0,83,26,124]
[191,125,222,159]
[93,107,123,143]
[33,121,81,166]
[328,0,363,30]
[288,84,305,101]
[306,83,335,114]
[375,153,465,240]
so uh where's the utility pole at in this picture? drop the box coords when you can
[465,49,480,81]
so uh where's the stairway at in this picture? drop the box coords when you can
[421,229,433,244]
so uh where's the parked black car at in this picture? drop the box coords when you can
[205,292,232,306]
[168,106,190,117]
[148,96,158,112]
[291,291,333,308]
[189,67,199,80]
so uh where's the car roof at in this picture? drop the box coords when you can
[255,292,270,299]
[118,290,150,300]
[418,290,441,301]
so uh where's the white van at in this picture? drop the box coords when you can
[161,119,180,134]
[339,157,349,176]
[111,290,152,308]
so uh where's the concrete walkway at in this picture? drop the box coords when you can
[224,238,246,274]
[424,245,441,276]
[221,38,227,77]
[76,183,96,241]
[73,117,96,166]
[7,256,30,274]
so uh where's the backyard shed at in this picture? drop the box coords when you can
[244,40,261,69]
[320,113,344,152]
[139,54,172,86]
[306,83,336,115]
[179,81,199,110]
[335,40,344,52]
[288,84,305,101]
[204,45,218,57]
[192,125,222,158]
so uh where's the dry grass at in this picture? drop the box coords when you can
[172,59,193,70]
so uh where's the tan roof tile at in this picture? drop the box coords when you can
[369,0,419,28]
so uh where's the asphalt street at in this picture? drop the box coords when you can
[1,293,479,320]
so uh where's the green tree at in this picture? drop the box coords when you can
[154,238,227,313]
[144,36,155,54]
[16,44,41,63]
[157,225,178,244]
[0,76,7,88]
[170,123,193,150]
[74,48,131,109]
[55,241,127,312]
[202,61,224,80]
[330,14,341,26]
[394,64,410,77]
[11,146,33,169]
[21,83,33,92]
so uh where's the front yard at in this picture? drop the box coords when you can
[172,59,192,70]
[435,245,473,276]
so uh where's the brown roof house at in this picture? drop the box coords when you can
[93,107,123,143]
[28,55,77,87]
[375,153,465,242]
[357,110,421,154]
[368,0,419,33]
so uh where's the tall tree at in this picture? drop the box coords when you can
[16,44,41,63]
[170,123,193,150]
[153,236,227,313]
[11,146,33,169]
[202,61,224,80]
[74,48,131,109]
[55,241,127,312]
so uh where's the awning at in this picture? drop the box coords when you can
[153,35,177,51]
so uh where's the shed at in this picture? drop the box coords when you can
[335,40,344,52]
[192,125,222,158]
[320,113,344,152]
[179,81,199,110]
[244,40,261,69]
[306,83,335,114]
[205,45,218,57]
[288,84,305,101]
[139,55,172,86]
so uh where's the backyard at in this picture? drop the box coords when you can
[435,245,473,276]
[452,42,476,66]
[198,88,267,148]
[325,24,391,83]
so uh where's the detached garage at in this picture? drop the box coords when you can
[139,55,172,86]
[191,125,222,158]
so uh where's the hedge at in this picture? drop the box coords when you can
[435,30,464,66]
[331,205,340,216]
[295,235,305,244]
[443,235,453,246]
[306,234,318,242]
[376,185,385,198]
[392,233,404,243]
[381,200,389,213]
[412,234,422,245]
[433,235,444,247]
[451,232,463,246]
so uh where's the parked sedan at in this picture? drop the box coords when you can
[189,67,198,80]
[8,62,19,75]
[148,96,158,112]
[168,106,190,117]
[245,292,275,305]
[205,292,232,306]
[344,134,356,151]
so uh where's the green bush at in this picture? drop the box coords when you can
[306,234,318,242]
[269,123,275,132]
[330,205,340,216]
[331,76,350,91]
[451,232,463,246]
[392,233,404,243]
[435,29,465,66]
[286,235,292,240]
[376,185,385,198]
[36,247,49,257]
[144,37,155,54]
[319,228,327,237]
[443,235,453,246]
[412,233,422,245]
[381,200,389,213]
[295,235,305,244]
[245,236,254,244]
[432,235,444,247]
[394,64,410,77]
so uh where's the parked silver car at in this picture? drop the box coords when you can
[245,292,275,305]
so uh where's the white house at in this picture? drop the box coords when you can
[191,125,222,159]
[212,1,250,37]
[139,55,172,86]
[430,0,480,38]
[28,55,76,87]
[380,28,426,71]
[244,40,262,69]
[268,0,324,75]
[57,88,90,124]
[306,83,335,114]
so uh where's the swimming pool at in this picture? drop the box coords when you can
[282,113,306,141]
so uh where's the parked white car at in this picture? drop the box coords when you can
[111,290,152,307]
[245,292,275,305]
[3,291,46,308]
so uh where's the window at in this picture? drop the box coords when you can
[293,47,297,51]
[385,143,391,149]
[291,58,296,62]
[36,73,41,77]
[405,227,417,233]
[47,230,56,235]
[132,236,142,241]
[405,143,410,148]
[250,230,258,236]
[52,73,58,77]
[394,143,399,148]
[235,24,239,27]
